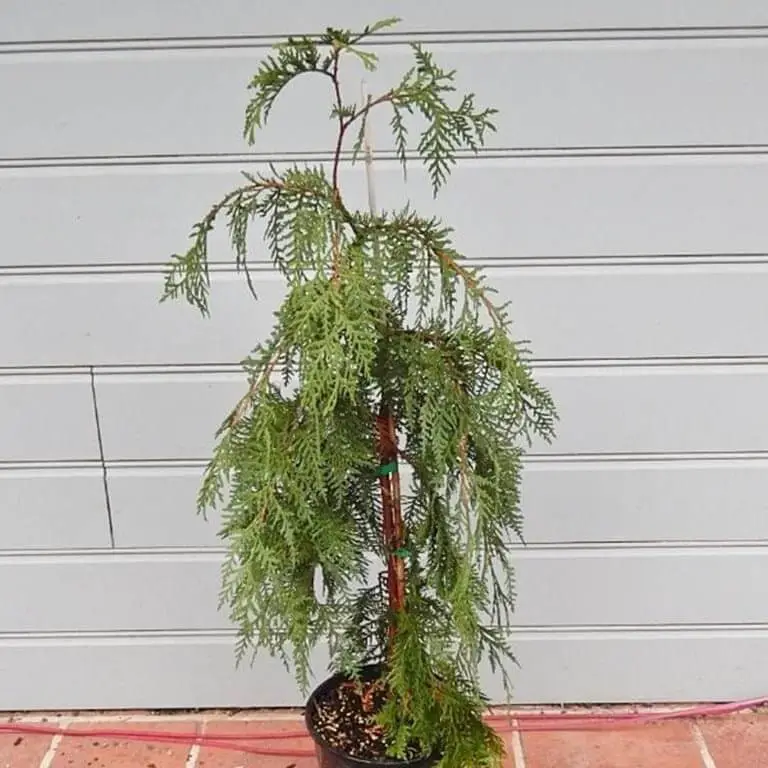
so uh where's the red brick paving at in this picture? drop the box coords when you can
[197,719,315,768]
[1,709,766,766]
[197,719,522,767]
[698,712,768,768]
[0,729,54,768]
[521,721,704,768]
[51,721,198,768]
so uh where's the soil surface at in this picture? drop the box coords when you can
[310,677,425,762]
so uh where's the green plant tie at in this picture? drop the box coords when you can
[393,547,411,559]
[376,461,398,477]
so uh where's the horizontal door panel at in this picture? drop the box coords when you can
[107,458,768,548]
[0,626,764,708]
[0,552,225,633]
[0,273,273,368]
[108,466,219,549]
[6,157,768,268]
[0,547,765,631]
[94,365,768,460]
[0,468,109,549]
[6,264,768,365]
[6,1,768,43]
[95,372,244,461]
[0,375,99,462]
[535,364,768,455]
[524,457,768,543]
[4,40,768,157]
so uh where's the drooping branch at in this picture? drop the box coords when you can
[221,345,284,431]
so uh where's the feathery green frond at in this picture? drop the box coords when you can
[390,44,498,193]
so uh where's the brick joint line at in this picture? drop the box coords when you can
[510,719,527,768]
[692,721,718,768]
[38,730,64,768]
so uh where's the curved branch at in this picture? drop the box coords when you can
[432,248,505,330]
[354,215,508,331]
[221,345,285,431]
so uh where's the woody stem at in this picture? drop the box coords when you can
[376,403,406,650]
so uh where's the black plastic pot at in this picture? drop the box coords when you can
[305,664,439,768]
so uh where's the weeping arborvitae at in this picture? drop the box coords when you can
[162,18,556,768]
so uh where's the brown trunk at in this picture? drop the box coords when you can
[376,403,406,646]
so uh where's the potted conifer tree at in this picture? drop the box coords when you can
[161,18,556,768]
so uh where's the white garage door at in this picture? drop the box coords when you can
[3,1,768,710]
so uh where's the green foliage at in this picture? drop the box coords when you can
[391,44,498,192]
[162,17,556,768]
